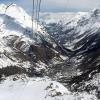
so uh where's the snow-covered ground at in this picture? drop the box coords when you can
[0,76,97,100]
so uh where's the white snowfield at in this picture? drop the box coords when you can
[0,77,97,100]
[0,4,98,100]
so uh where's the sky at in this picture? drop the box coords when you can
[0,0,100,14]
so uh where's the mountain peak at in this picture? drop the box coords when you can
[0,3,32,28]
[91,8,100,16]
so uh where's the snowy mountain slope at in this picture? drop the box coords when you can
[0,76,97,100]
[0,3,65,83]
[0,3,60,69]
[0,4,48,36]
[45,9,100,51]
[42,8,100,99]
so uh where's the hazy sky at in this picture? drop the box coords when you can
[0,0,100,14]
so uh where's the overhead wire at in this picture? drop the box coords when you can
[32,0,41,32]
[38,0,41,22]
[32,0,35,38]
[35,0,39,29]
